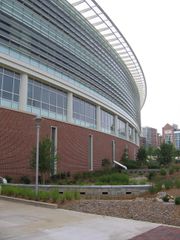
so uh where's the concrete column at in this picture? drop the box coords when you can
[126,122,129,141]
[133,128,136,143]
[19,73,28,111]
[96,105,101,131]
[137,133,140,146]
[67,92,73,123]
[114,115,118,136]
[112,140,116,161]
[89,135,93,171]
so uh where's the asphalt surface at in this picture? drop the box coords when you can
[0,199,179,240]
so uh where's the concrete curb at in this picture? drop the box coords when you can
[0,195,57,209]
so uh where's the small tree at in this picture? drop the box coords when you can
[157,143,175,165]
[146,146,157,160]
[136,146,147,166]
[30,137,58,184]
[121,147,129,162]
[175,149,180,160]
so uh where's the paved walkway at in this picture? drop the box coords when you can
[0,199,179,240]
[129,226,180,240]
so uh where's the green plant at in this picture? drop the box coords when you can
[157,143,175,165]
[147,171,156,180]
[96,173,129,185]
[160,168,167,176]
[147,161,160,169]
[169,168,174,175]
[149,182,162,193]
[102,158,111,169]
[175,180,180,188]
[30,137,58,184]
[136,146,147,166]
[164,180,174,190]
[60,191,80,201]
[121,160,139,169]
[20,176,31,184]
[50,189,60,202]
[4,176,12,183]
[162,195,170,202]
[175,196,180,205]
[38,191,50,202]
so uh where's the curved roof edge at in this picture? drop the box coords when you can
[66,0,147,108]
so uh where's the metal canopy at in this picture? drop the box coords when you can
[67,0,147,108]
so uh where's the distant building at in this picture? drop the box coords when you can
[162,123,180,149]
[174,130,180,150]
[157,133,162,147]
[162,124,176,144]
[140,136,146,147]
[142,127,158,147]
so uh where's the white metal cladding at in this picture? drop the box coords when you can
[67,0,147,108]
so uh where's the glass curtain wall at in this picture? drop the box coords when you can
[117,118,126,138]
[73,96,96,129]
[27,79,67,120]
[0,67,20,109]
[129,125,133,141]
[101,109,115,134]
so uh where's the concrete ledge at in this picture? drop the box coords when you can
[6,184,151,197]
[0,195,57,209]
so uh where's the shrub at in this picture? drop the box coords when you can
[50,189,60,202]
[147,172,156,180]
[60,191,80,201]
[175,179,180,188]
[149,182,162,193]
[96,173,129,185]
[4,176,12,183]
[175,196,180,205]
[51,174,61,182]
[38,191,50,202]
[160,168,167,176]
[20,176,31,184]
[169,168,174,175]
[162,195,170,202]
[148,161,160,169]
[164,180,174,190]
[102,158,111,169]
[122,160,139,169]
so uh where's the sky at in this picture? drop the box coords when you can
[96,0,180,134]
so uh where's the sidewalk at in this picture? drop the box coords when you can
[0,199,179,240]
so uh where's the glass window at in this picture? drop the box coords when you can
[101,110,114,134]
[2,91,12,100]
[117,118,126,137]
[129,126,133,140]
[0,67,20,109]
[42,88,49,103]
[73,97,96,129]
[0,74,2,88]
[14,80,20,94]
[27,79,67,121]
[50,92,56,105]
[4,69,14,77]
[3,75,13,92]
[34,86,41,101]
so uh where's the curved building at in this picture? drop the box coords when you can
[0,0,146,181]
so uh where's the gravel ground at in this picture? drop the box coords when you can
[59,190,180,226]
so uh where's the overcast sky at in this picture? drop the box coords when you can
[96,0,180,134]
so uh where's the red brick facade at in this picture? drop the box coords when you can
[0,108,138,182]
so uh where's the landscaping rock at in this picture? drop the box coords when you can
[59,197,180,226]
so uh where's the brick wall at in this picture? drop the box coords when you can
[0,108,138,182]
